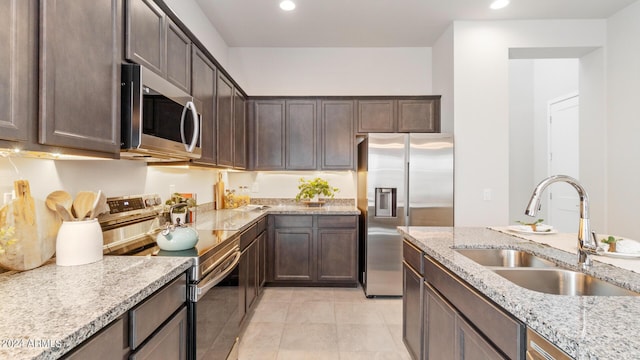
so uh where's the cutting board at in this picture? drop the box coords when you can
[0,180,61,271]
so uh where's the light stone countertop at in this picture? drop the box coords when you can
[0,256,192,360]
[398,226,640,359]
[0,205,359,359]
[194,205,360,231]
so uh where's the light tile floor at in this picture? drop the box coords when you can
[238,287,411,360]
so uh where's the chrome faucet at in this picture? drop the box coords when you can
[525,175,598,268]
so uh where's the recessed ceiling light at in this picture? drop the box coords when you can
[280,0,296,11]
[490,0,510,10]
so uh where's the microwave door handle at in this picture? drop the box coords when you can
[180,101,200,153]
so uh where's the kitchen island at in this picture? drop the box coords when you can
[399,226,640,359]
[0,256,192,360]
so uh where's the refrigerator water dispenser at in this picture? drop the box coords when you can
[375,188,396,217]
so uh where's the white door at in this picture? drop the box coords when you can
[548,94,579,233]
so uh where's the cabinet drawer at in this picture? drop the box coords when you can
[240,224,258,250]
[129,274,186,350]
[274,215,313,228]
[403,240,423,275]
[257,216,267,233]
[424,255,524,360]
[317,215,356,228]
[65,317,126,359]
[130,306,187,360]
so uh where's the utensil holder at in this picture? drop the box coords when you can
[56,219,103,266]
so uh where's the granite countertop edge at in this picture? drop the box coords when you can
[398,226,640,360]
[0,257,193,360]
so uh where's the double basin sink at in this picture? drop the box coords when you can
[455,248,638,296]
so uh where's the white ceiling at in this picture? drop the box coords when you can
[195,0,636,47]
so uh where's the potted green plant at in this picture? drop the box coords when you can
[295,177,339,206]
[165,193,197,224]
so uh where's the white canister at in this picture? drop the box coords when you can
[56,219,103,266]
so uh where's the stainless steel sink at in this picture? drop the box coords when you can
[455,248,557,268]
[493,268,639,296]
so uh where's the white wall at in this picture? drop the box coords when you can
[508,60,535,224]
[432,25,454,134]
[607,0,640,239]
[508,59,580,225]
[228,47,432,95]
[452,20,606,226]
[227,171,356,200]
[0,157,218,206]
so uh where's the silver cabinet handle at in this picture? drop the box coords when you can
[180,101,200,153]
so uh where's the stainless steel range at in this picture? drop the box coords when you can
[100,194,241,360]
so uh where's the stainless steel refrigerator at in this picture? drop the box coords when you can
[357,133,454,297]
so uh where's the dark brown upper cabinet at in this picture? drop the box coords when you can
[320,100,355,170]
[397,98,440,132]
[357,97,441,133]
[357,99,396,133]
[251,100,286,170]
[126,0,191,93]
[216,72,234,167]
[0,0,37,144]
[286,100,317,170]
[233,90,247,169]
[39,0,121,156]
[190,46,216,165]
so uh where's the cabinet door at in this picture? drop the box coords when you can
[257,231,266,291]
[252,100,286,170]
[233,91,247,169]
[286,100,317,170]
[130,307,187,360]
[398,99,439,133]
[247,239,258,310]
[357,99,396,133]
[403,262,423,360]
[424,282,455,360]
[456,316,507,360]
[273,228,313,282]
[316,228,357,282]
[165,19,191,93]
[320,100,355,170]
[191,46,216,165]
[216,72,234,167]
[39,0,121,155]
[125,0,164,75]
[0,0,36,143]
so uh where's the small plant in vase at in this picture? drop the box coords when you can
[165,193,197,224]
[295,177,339,207]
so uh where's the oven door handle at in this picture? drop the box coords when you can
[191,250,241,302]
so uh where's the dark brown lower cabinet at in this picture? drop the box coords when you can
[423,282,456,360]
[129,307,188,360]
[268,215,358,286]
[273,227,314,282]
[240,217,267,324]
[456,315,506,360]
[403,262,423,360]
[64,273,187,360]
[65,317,127,360]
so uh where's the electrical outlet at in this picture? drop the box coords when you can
[483,188,492,201]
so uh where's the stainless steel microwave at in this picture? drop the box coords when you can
[121,63,202,161]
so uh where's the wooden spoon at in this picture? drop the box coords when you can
[72,191,98,220]
[45,190,73,221]
[88,190,108,219]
